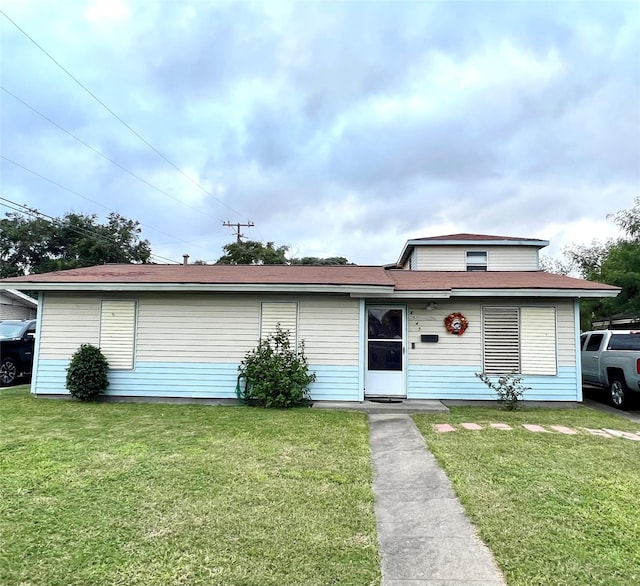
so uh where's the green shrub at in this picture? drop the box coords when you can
[66,344,109,401]
[238,325,316,408]
[475,372,531,410]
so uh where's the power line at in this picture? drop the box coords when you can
[0,9,246,220]
[2,155,113,213]
[0,197,179,265]
[0,86,225,224]
[0,155,210,253]
[0,196,180,265]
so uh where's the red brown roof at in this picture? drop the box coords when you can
[1,264,393,286]
[0,263,619,297]
[412,233,544,242]
[387,270,619,292]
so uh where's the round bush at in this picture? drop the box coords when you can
[66,344,109,401]
[238,325,315,408]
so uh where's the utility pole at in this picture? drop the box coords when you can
[223,220,254,243]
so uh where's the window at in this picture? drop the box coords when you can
[466,251,487,271]
[520,307,557,375]
[483,307,520,373]
[482,306,557,375]
[585,333,604,352]
[100,300,136,369]
[608,333,640,351]
[260,302,298,349]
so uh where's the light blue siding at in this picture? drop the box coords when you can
[35,361,577,402]
[407,365,579,401]
[308,364,360,401]
[34,360,361,401]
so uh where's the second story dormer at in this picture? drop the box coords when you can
[397,233,549,271]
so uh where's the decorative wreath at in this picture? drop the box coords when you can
[444,312,469,335]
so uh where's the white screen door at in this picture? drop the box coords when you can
[365,307,405,397]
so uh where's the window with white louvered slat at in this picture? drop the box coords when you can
[482,306,557,375]
[260,302,298,349]
[100,300,136,369]
[482,307,520,374]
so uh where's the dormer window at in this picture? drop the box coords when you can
[466,251,487,271]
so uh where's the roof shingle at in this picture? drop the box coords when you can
[386,270,619,291]
[411,233,542,242]
[0,263,619,294]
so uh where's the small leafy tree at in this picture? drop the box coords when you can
[238,325,316,408]
[475,372,530,411]
[66,344,109,401]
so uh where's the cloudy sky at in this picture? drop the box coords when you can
[1,0,638,266]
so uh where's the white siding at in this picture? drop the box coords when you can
[0,292,37,319]
[37,293,363,367]
[414,247,465,270]
[299,297,360,365]
[413,246,539,271]
[408,302,482,366]
[0,303,35,320]
[100,301,136,369]
[521,307,557,375]
[555,300,576,367]
[260,301,298,348]
[38,294,101,359]
[407,298,575,372]
[136,294,260,363]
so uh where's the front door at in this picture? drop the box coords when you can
[365,306,405,397]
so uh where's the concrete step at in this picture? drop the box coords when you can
[313,399,449,413]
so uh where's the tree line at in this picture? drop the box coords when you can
[2,198,638,328]
[544,197,640,328]
[0,211,350,279]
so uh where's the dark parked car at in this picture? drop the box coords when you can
[0,319,36,386]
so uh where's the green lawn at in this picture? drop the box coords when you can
[0,387,380,586]
[413,407,640,586]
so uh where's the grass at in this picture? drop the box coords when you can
[413,407,640,586]
[0,386,380,586]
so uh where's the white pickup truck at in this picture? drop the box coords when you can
[580,330,640,409]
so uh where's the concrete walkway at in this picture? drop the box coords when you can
[369,413,506,586]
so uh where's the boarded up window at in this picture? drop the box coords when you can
[483,306,557,375]
[100,300,136,369]
[261,302,297,349]
[520,307,557,375]
[483,307,520,374]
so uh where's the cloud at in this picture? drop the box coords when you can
[0,0,638,266]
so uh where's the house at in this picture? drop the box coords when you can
[0,233,619,403]
[0,289,38,320]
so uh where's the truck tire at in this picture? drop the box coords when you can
[0,357,18,386]
[609,377,631,410]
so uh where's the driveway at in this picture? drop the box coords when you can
[582,384,640,424]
